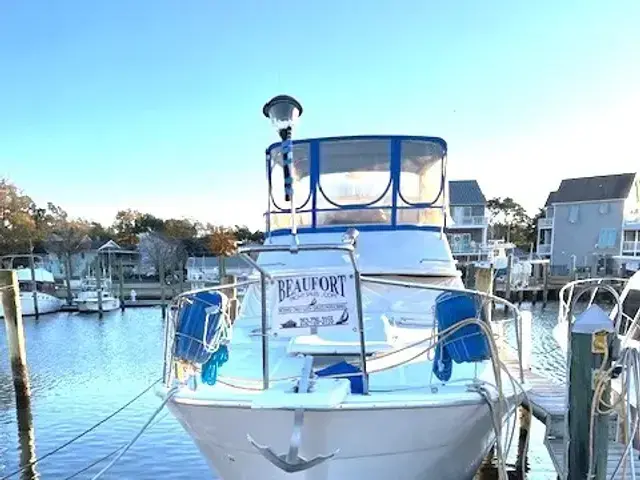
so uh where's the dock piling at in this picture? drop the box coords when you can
[0,269,38,478]
[28,240,39,318]
[542,263,550,308]
[118,256,125,311]
[567,305,614,480]
[1,270,30,397]
[504,254,513,310]
[95,256,104,317]
[159,257,166,316]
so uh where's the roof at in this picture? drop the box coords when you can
[448,180,486,205]
[90,239,123,251]
[545,191,558,207]
[549,173,636,204]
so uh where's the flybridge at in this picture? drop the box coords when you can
[264,135,449,236]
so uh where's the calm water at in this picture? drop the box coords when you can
[0,305,566,479]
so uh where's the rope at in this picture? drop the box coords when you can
[90,387,179,480]
[0,377,162,480]
[63,412,170,480]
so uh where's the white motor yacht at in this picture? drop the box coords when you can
[158,97,526,480]
[76,276,120,313]
[0,254,63,317]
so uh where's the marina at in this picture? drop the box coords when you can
[2,95,640,480]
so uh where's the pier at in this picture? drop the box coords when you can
[494,274,638,479]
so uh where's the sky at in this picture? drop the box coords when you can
[1,1,638,230]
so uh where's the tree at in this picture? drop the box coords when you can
[134,213,164,234]
[523,208,545,250]
[486,197,532,246]
[164,218,199,240]
[112,209,142,245]
[45,219,92,304]
[0,179,40,254]
[138,231,182,278]
[207,225,237,278]
[232,225,264,244]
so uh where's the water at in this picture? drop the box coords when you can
[0,304,566,479]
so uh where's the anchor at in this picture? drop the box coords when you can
[247,355,339,473]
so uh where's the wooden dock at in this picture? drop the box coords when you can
[503,352,640,478]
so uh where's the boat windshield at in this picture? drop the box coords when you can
[267,136,447,232]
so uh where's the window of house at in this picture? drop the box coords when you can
[625,231,637,242]
[597,228,617,248]
[599,203,609,214]
[568,205,579,223]
[453,206,472,218]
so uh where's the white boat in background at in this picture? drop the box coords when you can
[76,277,120,313]
[158,97,527,480]
[0,254,63,317]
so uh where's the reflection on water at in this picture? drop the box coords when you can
[0,305,565,479]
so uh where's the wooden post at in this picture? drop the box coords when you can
[221,274,237,322]
[466,263,476,290]
[542,262,550,308]
[518,288,524,306]
[118,255,125,311]
[475,266,494,323]
[567,305,613,480]
[0,270,38,478]
[504,254,513,310]
[95,256,103,317]
[1,270,30,396]
[159,256,166,316]
[28,241,39,318]
[178,261,184,294]
[64,253,73,306]
[516,405,532,473]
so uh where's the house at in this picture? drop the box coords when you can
[47,238,139,281]
[446,180,489,262]
[536,172,640,275]
[186,255,255,283]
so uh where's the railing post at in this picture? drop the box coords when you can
[566,305,613,480]
[260,272,270,390]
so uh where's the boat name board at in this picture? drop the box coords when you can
[272,270,358,334]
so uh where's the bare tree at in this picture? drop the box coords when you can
[138,232,182,279]
[45,221,92,305]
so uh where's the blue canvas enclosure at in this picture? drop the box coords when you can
[432,291,490,381]
[173,291,228,365]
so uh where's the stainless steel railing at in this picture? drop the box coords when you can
[163,241,527,392]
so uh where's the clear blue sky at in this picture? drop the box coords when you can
[1,1,638,229]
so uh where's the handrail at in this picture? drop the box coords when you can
[164,242,527,393]
[361,275,525,382]
[557,277,628,326]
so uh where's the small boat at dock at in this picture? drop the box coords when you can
[0,254,63,317]
[76,277,120,313]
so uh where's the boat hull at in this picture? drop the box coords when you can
[168,399,502,480]
[0,293,63,317]
[77,298,120,312]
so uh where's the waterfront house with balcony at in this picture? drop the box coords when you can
[536,172,640,275]
[447,180,489,262]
